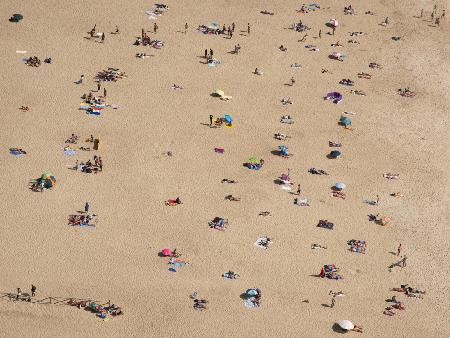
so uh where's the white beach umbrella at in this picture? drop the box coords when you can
[337,320,354,331]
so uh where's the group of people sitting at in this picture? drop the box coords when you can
[245,159,264,170]
[68,213,97,227]
[25,56,41,67]
[331,189,346,199]
[339,79,354,86]
[317,220,334,230]
[68,299,123,318]
[319,264,343,279]
[292,22,310,32]
[75,156,103,173]
[134,36,164,48]
[392,284,426,297]
[95,68,126,82]
[397,88,416,97]
[280,115,294,124]
[81,92,105,106]
[209,217,229,231]
[348,240,366,254]
[344,5,355,15]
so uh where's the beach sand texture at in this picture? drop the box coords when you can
[0,0,449,337]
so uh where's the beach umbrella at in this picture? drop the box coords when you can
[224,114,233,124]
[161,248,172,256]
[10,14,23,22]
[329,150,341,158]
[214,89,225,97]
[340,116,352,126]
[246,289,259,297]
[41,171,54,180]
[337,320,354,331]
[329,19,338,27]
[335,182,346,190]
[248,157,260,164]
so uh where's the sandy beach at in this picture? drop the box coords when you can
[0,0,449,337]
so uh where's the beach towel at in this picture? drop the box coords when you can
[10,149,25,156]
[214,147,224,154]
[64,149,76,156]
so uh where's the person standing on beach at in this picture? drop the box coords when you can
[210,49,213,58]
[154,23,158,33]
[97,82,101,92]
[99,157,103,171]
[296,184,301,195]
[103,88,107,98]
[209,114,213,126]
[185,23,188,33]
[101,32,105,43]
[332,26,336,35]
[397,244,402,256]
[85,202,90,214]
[31,285,36,297]
[319,29,321,38]
[247,23,250,35]
[232,22,235,32]
[17,288,22,300]
[401,255,407,267]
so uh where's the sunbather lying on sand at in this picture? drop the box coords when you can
[275,132,290,140]
[311,243,327,249]
[225,195,240,201]
[350,89,366,96]
[221,178,237,183]
[19,106,30,111]
[358,72,372,79]
[254,68,263,75]
[165,197,182,206]
[383,173,399,179]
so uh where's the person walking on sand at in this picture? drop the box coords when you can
[184,22,188,33]
[85,202,90,214]
[115,25,119,34]
[103,88,107,98]
[31,285,36,297]
[204,49,208,59]
[296,184,301,196]
[247,23,250,35]
[332,26,336,35]
[330,295,336,308]
[210,48,213,58]
[101,32,105,43]
[209,114,213,126]
[232,22,235,32]
[99,157,103,171]
[397,243,402,256]
[319,29,321,38]
[17,288,22,300]
[442,10,445,19]
[154,23,158,33]
[97,82,101,92]
[79,74,85,84]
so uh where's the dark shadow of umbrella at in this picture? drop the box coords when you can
[332,323,347,333]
